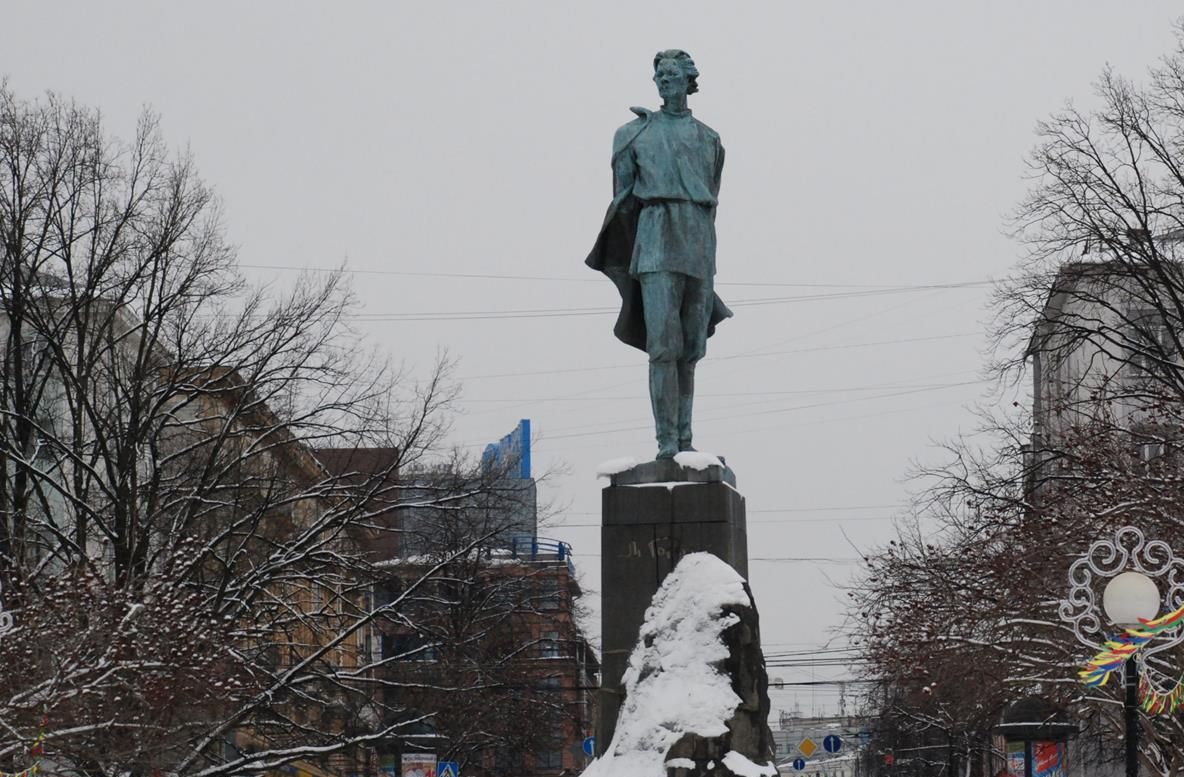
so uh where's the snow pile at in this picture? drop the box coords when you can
[674,450,723,470]
[665,758,697,770]
[597,456,640,477]
[583,552,750,777]
[723,750,778,777]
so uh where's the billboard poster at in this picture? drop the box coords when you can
[1033,741,1065,777]
[401,754,436,777]
[1006,742,1026,777]
[482,419,531,479]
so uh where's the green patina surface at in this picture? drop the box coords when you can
[585,49,731,459]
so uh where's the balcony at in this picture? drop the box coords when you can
[507,535,574,574]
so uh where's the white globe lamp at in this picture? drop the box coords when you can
[1103,571,1161,628]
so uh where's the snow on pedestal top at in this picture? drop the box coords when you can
[597,456,640,478]
[673,451,724,470]
[596,451,724,479]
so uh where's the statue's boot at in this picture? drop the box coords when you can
[678,361,696,452]
[650,361,679,459]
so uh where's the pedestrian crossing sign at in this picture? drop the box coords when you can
[438,761,459,777]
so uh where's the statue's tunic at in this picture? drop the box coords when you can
[586,108,731,353]
[619,110,723,280]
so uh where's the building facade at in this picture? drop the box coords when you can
[1026,257,1184,498]
[321,421,598,777]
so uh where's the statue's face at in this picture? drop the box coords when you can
[653,60,689,102]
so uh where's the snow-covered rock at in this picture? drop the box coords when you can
[584,552,778,777]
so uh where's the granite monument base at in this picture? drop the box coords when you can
[597,457,748,755]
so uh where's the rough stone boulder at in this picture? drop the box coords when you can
[584,552,779,777]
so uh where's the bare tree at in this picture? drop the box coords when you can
[0,83,570,777]
[852,22,1184,777]
[853,414,1184,777]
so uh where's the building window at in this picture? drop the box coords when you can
[1141,440,1166,462]
[537,575,562,611]
[375,578,403,608]
[537,749,563,770]
[1137,438,1169,475]
[495,747,524,772]
[383,633,437,661]
[540,631,561,658]
[1126,308,1179,378]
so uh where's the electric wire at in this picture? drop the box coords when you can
[459,334,978,380]
[334,281,992,322]
[239,263,991,292]
[536,380,979,442]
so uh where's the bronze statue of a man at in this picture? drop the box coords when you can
[586,49,731,459]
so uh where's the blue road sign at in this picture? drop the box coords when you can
[438,762,459,777]
[824,735,843,754]
[792,758,807,771]
[582,736,596,757]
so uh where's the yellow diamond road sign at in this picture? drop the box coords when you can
[799,738,818,757]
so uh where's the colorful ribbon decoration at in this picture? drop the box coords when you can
[0,717,46,777]
[1139,670,1184,714]
[1080,630,1155,687]
[1079,602,1184,713]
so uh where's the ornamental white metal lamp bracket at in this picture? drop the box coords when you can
[1060,525,1184,776]
[0,580,13,636]
[1060,525,1184,661]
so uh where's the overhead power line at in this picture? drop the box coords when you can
[574,554,862,563]
[337,282,991,322]
[460,335,977,380]
[538,380,979,442]
[764,647,862,657]
[240,263,992,291]
[767,679,877,687]
[464,374,977,403]
[562,504,903,516]
[551,514,898,528]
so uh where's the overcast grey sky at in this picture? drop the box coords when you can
[7,1,1184,716]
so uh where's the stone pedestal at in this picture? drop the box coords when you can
[597,458,747,754]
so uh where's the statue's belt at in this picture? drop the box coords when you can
[637,197,715,208]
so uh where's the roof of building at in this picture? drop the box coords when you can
[315,447,399,478]
[1024,259,1177,358]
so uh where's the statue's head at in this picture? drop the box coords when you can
[652,49,699,101]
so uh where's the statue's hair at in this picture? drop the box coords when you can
[653,49,699,95]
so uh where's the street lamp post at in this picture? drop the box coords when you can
[1124,658,1138,777]
[1060,527,1184,777]
[1101,571,1161,777]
